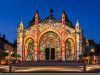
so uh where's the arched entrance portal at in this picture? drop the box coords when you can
[25,38,35,61]
[65,38,74,61]
[39,31,61,61]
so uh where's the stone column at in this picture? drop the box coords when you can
[61,12,65,61]
[34,12,38,61]
[75,19,80,61]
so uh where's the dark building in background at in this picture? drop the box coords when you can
[84,37,100,56]
[0,33,6,60]
[0,33,17,60]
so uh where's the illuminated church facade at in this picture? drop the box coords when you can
[17,8,83,61]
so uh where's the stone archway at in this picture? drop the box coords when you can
[24,35,35,61]
[38,29,62,61]
[38,29,61,41]
[65,34,75,44]
[65,34,75,61]
[24,35,35,44]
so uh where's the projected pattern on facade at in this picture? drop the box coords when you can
[65,38,74,60]
[39,31,61,60]
[17,9,83,61]
[25,38,35,61]
[38,22,62,34]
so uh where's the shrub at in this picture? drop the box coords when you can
[2,53,8,59]
[3,53,8,57]
[17,54,21,57]
[11,54,15,57]
[78,54,82,59]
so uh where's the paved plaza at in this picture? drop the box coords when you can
[0,61,100,73]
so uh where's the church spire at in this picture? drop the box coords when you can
[76,19,79,27]
[50,3,54,16]
[20,18,23,24]
[77,19,78,23]
[75,19,79,32]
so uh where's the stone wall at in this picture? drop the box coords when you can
[0,38,5,60]
[4,43,14,60]
[0,49,5,60]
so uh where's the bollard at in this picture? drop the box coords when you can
[9,65,12,73]
[9,65,14,73]
[83,65,86,72]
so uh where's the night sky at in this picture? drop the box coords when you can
[0,0,100,44]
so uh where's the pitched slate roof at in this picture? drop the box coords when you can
[28,9,74,28]
[44,15,56,20]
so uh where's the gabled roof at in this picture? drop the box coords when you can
[28,9,73,28]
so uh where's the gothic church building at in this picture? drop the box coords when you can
[17,8,83,61]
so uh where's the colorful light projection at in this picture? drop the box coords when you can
[38,22,62,34]
[65,38,74,60]
[39,31,61,61]
[24,26,35,37]
[17,27,20,54]
[34,13,38,61]
[20,26,23,61]
[76,32,79,60]
[79,28,82,55]
[17,19,24,61]
[62,13,65,61]
[65,26,75,37]
[25,38,35,61]
[75,34,79,61]
[75,19,80,61]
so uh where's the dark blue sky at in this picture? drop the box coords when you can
[0,0,100,44]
